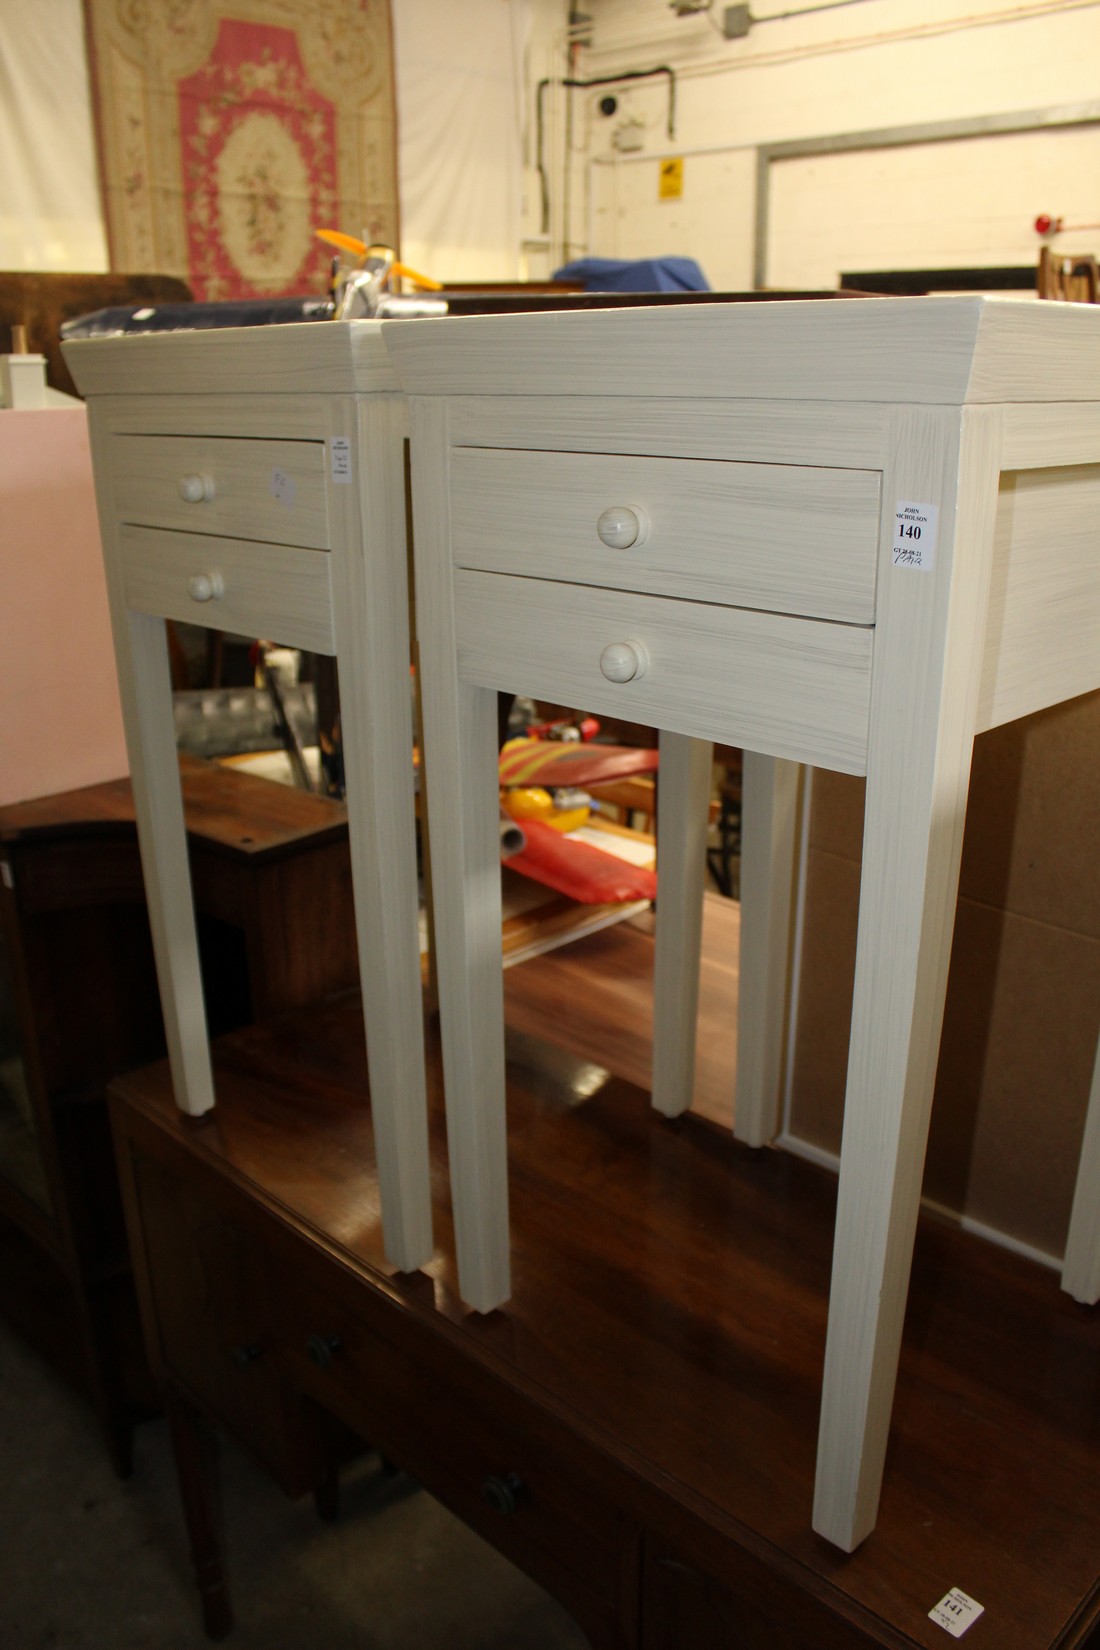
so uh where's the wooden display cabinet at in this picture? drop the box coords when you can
[0,756,357,1475]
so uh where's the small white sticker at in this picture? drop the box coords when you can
[929,1588,985,1637]
[270,467,296,509]
[893,500,939,571]
[330,437,352,484]
[1,860,12,890]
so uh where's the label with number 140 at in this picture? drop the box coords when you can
[893,500,939,571]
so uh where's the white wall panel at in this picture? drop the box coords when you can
[0,0,108,270]
[393,0,530,281]
[767,124,1100,288]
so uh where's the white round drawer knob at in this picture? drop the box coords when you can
[187,571,224,603]
[599,640,648,683]
[596,505,648,550]
[178,473,215,503]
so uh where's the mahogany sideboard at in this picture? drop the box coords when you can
[108,987,1100,1649]
[0,755,356,1473]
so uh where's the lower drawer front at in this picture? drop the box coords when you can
[455,569,872,774]
[119,524,336,653]
[275,1278,636,1632]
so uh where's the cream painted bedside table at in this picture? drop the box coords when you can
[63,322,433,1278]
[386,296,1100,1553]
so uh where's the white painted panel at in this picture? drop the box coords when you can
[451,447,880,621]
[453,568,872,772]
[388,298,1100,406]
[977,465,1100,731]
[119,526,336,654]
[111,433,329,549]
[767,126,1100,291]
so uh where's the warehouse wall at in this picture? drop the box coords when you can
[535,0,1100,287]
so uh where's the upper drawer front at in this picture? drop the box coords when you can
[450,448,880,623]
[131,1154,323,1497]
[455,570,872,775]
[120,525,336,654]
[110,433,330,549]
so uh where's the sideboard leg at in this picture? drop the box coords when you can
[165,1389,234,1640]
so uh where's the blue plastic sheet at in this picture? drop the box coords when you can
[551,256,710,293]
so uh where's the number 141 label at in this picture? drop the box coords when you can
[929,1587,984,1637]
[893,500,939,571]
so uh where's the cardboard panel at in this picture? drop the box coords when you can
[789,690,1100,1257]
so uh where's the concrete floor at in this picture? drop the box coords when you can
[0,1317,590,1650]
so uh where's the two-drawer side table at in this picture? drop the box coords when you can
[63,323,432,1277]
[386,295,1100,1552]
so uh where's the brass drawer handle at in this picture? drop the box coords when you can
[307,1332,342,1369]
[482,1471,525,1516]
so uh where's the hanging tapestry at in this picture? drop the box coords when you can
[85,0,398,299]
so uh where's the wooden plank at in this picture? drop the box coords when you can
[327,392,434,1276]
[735,753,802,1147]
[450,396,889,470]
[651,733,712,1118]
[409,399,511,1313]
[387,298,1100,409]
[1000,402,1100,470]
[813,404,1004,1552]
[118,613,215,1118]
[84,405,215,1119]
[63,318,397,400]
[385,298,987,403]
[99,392,335,442]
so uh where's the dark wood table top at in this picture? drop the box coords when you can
[110,958,1100,1650]
[0,755,348,859]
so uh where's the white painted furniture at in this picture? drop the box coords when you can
[63,322,433,1277]
[386,295,1100,1554]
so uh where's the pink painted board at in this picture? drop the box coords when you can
[0,407,129,806]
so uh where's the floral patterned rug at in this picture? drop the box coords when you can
[86,0,399,299]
